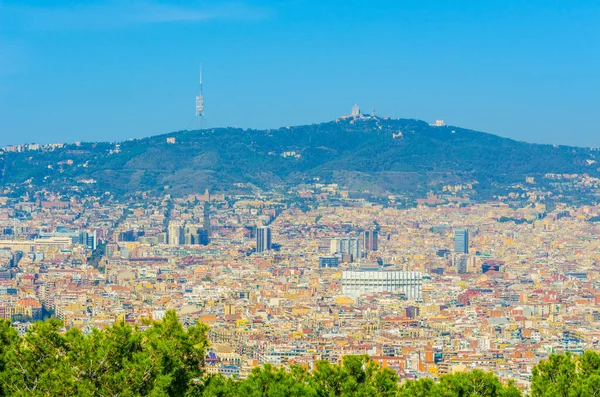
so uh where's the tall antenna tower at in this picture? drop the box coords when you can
[195,66,204,129]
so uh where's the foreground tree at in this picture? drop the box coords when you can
[397,378,437,397]
[1,319,76,396]
[0,311,209,396]
[531,351,600,397]
[0,313,597,397]
[310,355,399,397]
[435,370,521,397]
[398,370,521,397]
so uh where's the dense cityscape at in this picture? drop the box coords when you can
[2,1,599,393]
[1,167,600,393]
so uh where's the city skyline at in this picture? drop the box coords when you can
[1,180,598,393]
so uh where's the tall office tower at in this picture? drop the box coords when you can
[168,222,184,246]
[329,239,340,255]
[256,226,272,253]
[79,230,98,250]
[79,231,88,246]
[117,230,135,243]
[341,238,362,260]
[330,237,362,261]
[203,202,211,243]
[454,228,469,254]
[10,251,24,268]
[455,254,468,274]
[87,230,97,250]
[363,228,378,252]
[196,229,210,246]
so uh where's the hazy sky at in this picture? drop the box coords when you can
[1,0,599,147]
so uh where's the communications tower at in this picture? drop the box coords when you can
[195,67,204,129]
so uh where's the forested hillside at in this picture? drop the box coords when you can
[2,118,598,199]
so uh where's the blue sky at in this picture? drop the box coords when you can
[1,0,599,146]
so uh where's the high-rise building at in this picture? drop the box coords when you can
[79,231,88,246]
[455,254,468,274]
[10,251,23,268]
[203,202,211,244]
[117,230,135,243]
[256,226,272,253]
[168,223,184,246]
[363,228,378,252]
[330,237,362,261]
[454,228,469,254]
[329,239,339,254]
[183,224,209,246]
[196,229,209,246]
[87,230,97,250]
[79,230,98,249]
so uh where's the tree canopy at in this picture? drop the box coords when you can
[0,311,209,396]
[0,312,597,396]
[531,351,600,397]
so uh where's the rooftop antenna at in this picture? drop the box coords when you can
[195,65,204,130]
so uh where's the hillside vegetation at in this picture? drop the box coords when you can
[1,118,598,198]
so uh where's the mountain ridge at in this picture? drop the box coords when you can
[1,117,598,200]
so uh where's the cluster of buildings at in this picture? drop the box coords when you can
[1,142,65,153]
[1,187,600,392]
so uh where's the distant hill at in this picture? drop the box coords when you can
[1,117,598,199]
